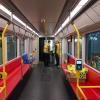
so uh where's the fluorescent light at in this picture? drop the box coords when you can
[70,0,89,19]
[55,0,89,36]
[0,4,11,16]
[70,5,82,19]
[27,26,33,31]
[55,26,62,36]
[13,14,26,26]
[79,0,89,6]
[27,26,39,36]
[62,17,70,28]
[0,4,26,27]
[0,4,39,37]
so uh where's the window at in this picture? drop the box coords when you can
[86,31,100,71]
[74,36,82,58]
[7,36,17,61]
[0,32,2,64]
[19,38,25,55]
[67,37,72,55]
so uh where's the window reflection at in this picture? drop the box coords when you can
[67,37,72,55]
[19,38,25,55]
[86,31,100,71]
[7,36,17,61]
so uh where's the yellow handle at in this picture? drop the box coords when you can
[1,23,9,100]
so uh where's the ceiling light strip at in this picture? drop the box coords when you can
[13,14,26,26]
[0,4,39,37]
[55,0,89,36]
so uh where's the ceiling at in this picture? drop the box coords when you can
[4,0,79,36]
[11,0,66,35]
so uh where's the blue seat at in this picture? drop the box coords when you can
[22,53,30,64]
[22,53,33,64]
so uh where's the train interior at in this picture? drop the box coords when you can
[0,0,100,100]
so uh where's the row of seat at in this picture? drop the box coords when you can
[0,57,31,99]
[61,55,100,100]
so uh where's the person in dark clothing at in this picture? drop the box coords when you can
[43,41,49,67]
[55,41,60,67]
[55,53,59,66]
[44,52,49,66]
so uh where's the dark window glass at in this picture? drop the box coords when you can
[67,37,72,55]
[7,36,17,60]
[86,31,100,71]
[19,38,25,55]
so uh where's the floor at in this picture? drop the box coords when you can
[16,64,77,100]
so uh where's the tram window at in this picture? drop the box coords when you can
[7,36,17,61]
[0,32,2,65]
[67,38,72,55]
[74,36,82,58]
[86,31,100,71]
[20,38,25,55]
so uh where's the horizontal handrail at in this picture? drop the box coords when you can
[80,86,100,89]
[77,86,87,100]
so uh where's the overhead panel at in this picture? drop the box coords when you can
[67,24,74,34]
[0,18,7,28]
[92,1,100,21]
[74,13,94,29]
[54,0,80,33]
[86,8,100,23]
[73,0,100,31]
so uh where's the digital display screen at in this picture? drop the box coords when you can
[76,60,82,64]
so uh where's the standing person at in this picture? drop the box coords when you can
[55,41,60,67]
[43,41,49,67]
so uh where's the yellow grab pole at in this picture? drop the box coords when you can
[72,23,83,99]
[2,23,9,100]
[72,23,81,87]
[72,23,80,59]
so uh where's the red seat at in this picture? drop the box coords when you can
[0,57,31,99]
[61,55,100,100]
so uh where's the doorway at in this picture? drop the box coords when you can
[39,37,54,64]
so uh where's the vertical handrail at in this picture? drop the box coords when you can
[72,23,80,59]
[2,23,9,100]
[72,23,87,100]
[72,23,81,87]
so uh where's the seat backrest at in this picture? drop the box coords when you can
[22,53,29,64]
[0,57,21,74]
[68,55,75,65]
[83,64,100,85]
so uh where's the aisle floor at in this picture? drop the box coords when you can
[17,64,77,100]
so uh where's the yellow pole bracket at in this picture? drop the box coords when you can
[77,86,87,100]
[1,23,10,100]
